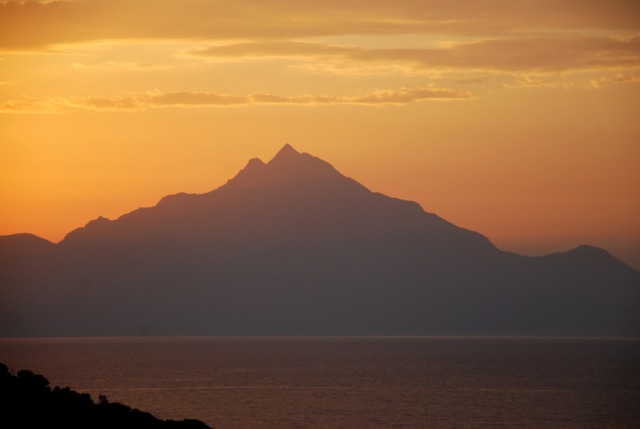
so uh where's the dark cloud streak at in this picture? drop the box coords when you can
[192,36,640,73]
[1,0,639,50]
[0,86,472,113]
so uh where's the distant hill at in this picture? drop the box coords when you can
[1,144,638,336]
[0,362,211,428]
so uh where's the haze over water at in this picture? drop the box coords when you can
[1,336,639,428]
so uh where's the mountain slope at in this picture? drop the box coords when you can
[60,144,494,253]
[1,145,638,337]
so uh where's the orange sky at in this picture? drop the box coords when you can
[1,0,639,269]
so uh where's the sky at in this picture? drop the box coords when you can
[1,0,639,269]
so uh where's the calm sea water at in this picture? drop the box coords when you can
[0,337,638,428]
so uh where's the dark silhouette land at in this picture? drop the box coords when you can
[0,362,211,428]
[1,144,639,336]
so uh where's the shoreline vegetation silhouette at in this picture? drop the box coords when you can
[0,362,212,429]
[1,144,639,337]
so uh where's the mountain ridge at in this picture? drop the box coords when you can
[60,144,489,250]
[1,144,638,337]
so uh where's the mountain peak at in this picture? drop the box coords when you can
[243,157,266,172]
[270,143,300,163]
[224,143,346,191]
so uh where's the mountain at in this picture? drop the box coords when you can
[1,145,639,337]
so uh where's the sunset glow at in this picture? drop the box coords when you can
[1,0,639,268]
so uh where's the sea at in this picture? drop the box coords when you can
[0,336,639,428]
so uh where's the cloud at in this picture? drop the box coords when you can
[193,35,640,74]
[344,87,471,103]
[1,0,639,51]
[71,61,173,71]
[191,41,356,59]
[394,35,640,73]
[590,72,640,88]
[2,0,638,92]
[248,87,471,105]
[60,92,249,111]
[2,1,638,103]
[0,86,472,113]
[0,97,65,114]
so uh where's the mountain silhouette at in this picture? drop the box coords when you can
[1,145,639,336]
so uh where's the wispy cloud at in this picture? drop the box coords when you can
[71,61,173,71]
[1,0,639,51]
[590,72,640,88]
[0,86,472,113]
[191,42,356,59]
[2,0,638,102]
[193,35,640,74]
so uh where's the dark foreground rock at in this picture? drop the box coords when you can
[0,362,212,429]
